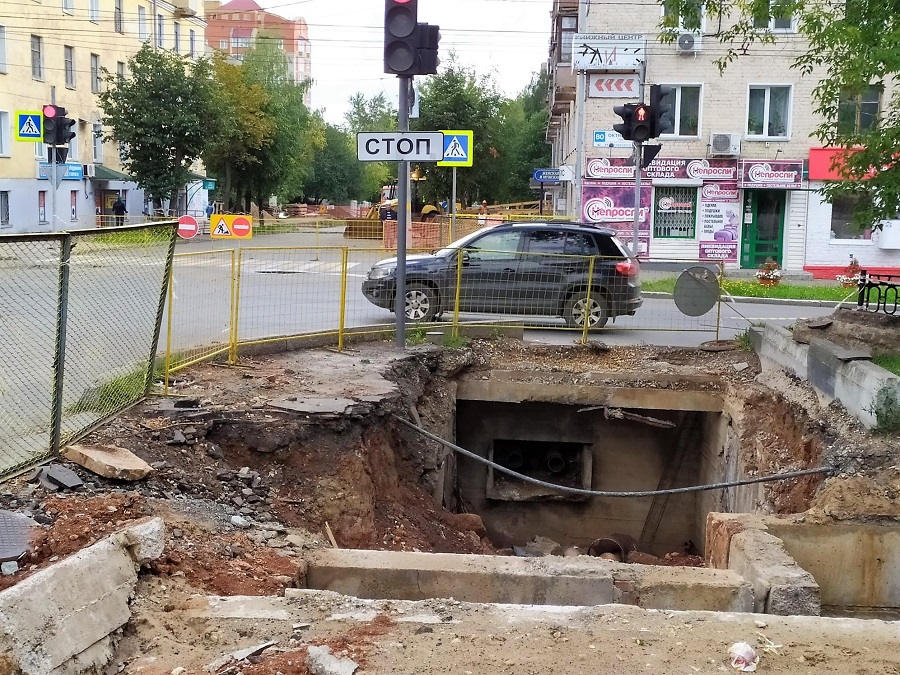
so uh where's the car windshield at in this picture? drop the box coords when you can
[435,228,498,257]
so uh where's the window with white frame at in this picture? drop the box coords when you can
[62,0,74,14]
[64,45,75,87]
[0,191,9,228]
[138,6,148,40]
[89,0,99,22]
[114,0,124,32]
[659,85,701,137]
[35,141,45,159]
[189,29,196,57]
[117,60,125,80]
[662,0,704,31]
[173,22,180,53]
[753,0,794,30]
[31,35,43,80]
[90,53,100,92]
[92,123,103,162]
[156,14,164,47]
[0,25,7,74]
[838,85,881,134]
[0,110,9,156]
[219,39,227,49]
[231,36,250,48]
[747,85,791,138]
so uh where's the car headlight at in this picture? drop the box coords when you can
[368,266,395,280]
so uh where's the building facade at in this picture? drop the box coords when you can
[203,0,311,106]
[547,0,900,275]
[0,0,207,233]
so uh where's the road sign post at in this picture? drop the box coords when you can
[533,168,562,183]
[437,130,474,242]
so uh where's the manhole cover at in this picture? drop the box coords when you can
[0,510,37,563]
[699,340,740,352]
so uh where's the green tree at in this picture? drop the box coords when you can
[98,43,218,211]
[411,55,505,206]
[344,92,398,202]
[660,0,900,227]
[303,123,363,203]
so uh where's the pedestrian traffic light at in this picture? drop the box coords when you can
[55,108,77,147]
[631,104,652,142]
[384,0,419,75]
[416,22,440,75]
[613,104,636,141]
[649,85,675,138]
[42,104,59,145]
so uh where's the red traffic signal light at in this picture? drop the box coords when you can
[631,104,651,142]
[43,104,59,118]
[635,105,648,122]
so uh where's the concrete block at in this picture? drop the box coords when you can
[729,529,820,616]
[0,517,165,675]
[307,645,358,675]
[756,325,809,379]
[62,444,154,481]
[705,512,769,569]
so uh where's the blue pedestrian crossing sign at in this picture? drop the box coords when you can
[15,111,43,141]
[437,129,474,167]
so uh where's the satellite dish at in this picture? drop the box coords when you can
[673,265,720,316]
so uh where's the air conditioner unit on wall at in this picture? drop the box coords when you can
[676,32,702,54]
[82,164,96,178]
[709,133,741,156]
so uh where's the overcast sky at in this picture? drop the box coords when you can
[257,0,553,125]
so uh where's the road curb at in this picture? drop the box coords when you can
[641,291,856,308]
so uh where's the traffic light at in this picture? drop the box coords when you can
[384,0,419,75]
[42,104,59,145]
[649,84,675,138]
[631,104,652,142]
[613,104,636,141]
[416,22,440,75]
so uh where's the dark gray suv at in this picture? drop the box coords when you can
[361,222,642,328]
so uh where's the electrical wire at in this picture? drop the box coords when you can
[393,414,834,498]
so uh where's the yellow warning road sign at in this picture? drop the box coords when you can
[210,214,253,239]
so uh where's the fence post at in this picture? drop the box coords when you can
[229,249,243,364]
[338,247,349,351]
[144,224,178,395]
[581,256,595,345]
[49,234,73,455]
[857,269,867,310]
[164,264,175,396]
[453,249,463,338]
[716,260,725,340]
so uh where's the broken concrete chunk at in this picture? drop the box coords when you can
[36,468,59,492]
[62,444,154,481]
[1,561,19,575]
[733,362,750,373]
[169,430,187,445]
[307,645,358,675]
[232,641,277,662]
[230,516,251,529]
[44,464,83,490]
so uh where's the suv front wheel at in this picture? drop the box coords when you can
[564,291,609,329]
[404,283,438,322]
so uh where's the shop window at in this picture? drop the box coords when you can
[653,186,697,238]
[830,194,872,240]
[838,86,881,134]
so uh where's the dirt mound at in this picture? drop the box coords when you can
[793,308,900,354]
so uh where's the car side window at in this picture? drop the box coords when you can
[564,233,599,256]
[466,231,522,260]
[595,235,624,258]
[525,230,567,256]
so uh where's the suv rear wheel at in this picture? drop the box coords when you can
[564,291,609,329]
[405,283,438,322]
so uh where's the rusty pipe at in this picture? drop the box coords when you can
[546,451,566,473]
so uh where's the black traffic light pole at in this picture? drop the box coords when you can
[50,87,57,231]
[632,60,646,256]
[395,75,410,349]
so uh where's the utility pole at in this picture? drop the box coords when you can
[573,0,588,221]
[632,60,646,256]
[50,86,57,232]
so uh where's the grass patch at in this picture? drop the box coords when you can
[641,277,858,302]
[443,333,471,349]
[406,327,428,346]
[735,329,754,351]
[873,354,900,377]
[68,367,148,415]
[91,227,171,247]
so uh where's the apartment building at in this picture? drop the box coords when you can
[0,0,207,233]
[547,0,900,275]
[204,0,311,106]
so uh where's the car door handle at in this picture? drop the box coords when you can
[502,268,515,274]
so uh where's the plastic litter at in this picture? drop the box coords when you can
[728,642,760,672]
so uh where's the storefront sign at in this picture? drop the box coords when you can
[582,180,651,256]
[698,181,740,261]
[585,157,738,181]
[738,159,804,189]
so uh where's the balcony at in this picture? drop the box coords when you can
[550,64,576,117]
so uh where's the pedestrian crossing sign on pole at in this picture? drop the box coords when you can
[15,111,43,141]
[437,129,474,167]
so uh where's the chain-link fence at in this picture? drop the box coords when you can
[0,222,176,479]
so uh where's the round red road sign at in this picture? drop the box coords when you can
[177,215,199,239]
[231,216,252,238]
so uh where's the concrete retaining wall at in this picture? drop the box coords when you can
[751,325,900,428]
[305,549,753,613]
[0,518,165,675]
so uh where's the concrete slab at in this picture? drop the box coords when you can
[62,444,154,481]
[270,397,358,415]
[303,549,752,612]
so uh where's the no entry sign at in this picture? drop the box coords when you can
[211,214,254,239]
[177,215,199,239]
[231,216,252,237]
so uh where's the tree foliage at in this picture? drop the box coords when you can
[661,0,900,226]
[344,92,398,202]
[98,44,218,208]
[302,123,362,203]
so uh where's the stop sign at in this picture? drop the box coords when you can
[231,216,252,237]
[177,215,199,239]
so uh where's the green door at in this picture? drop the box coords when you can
[741,190,786,268]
